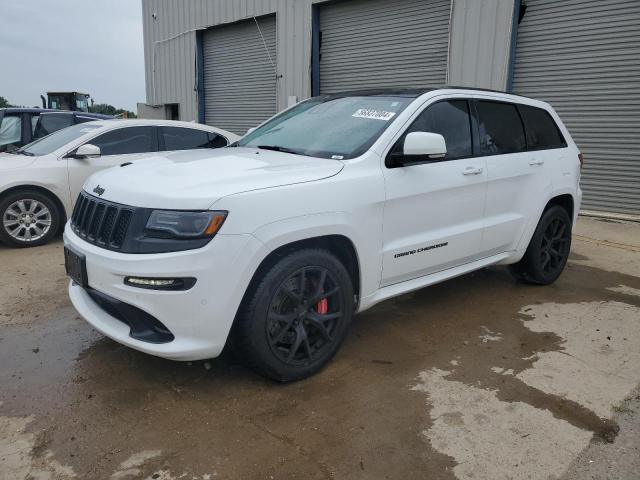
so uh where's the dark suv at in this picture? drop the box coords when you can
[0,108,112,152]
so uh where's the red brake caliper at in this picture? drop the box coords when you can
[316,298,328,314]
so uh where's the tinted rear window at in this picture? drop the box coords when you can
[90,126,155,155]
[476,101,526,155]
[161,127,209,151]
[160,127,227,151]
[519,105,566,150]
[208,132,228,148]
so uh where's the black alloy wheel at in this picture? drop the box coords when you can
[539,216,571,277]
[233,248,354,382]
[266,266,343,365]
[509,205,572,285]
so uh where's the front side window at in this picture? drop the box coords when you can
[0,115,22,150]
[160,127,226,151]
[519,105,566,150]
[399,100,473,160]
[90,126,155,156]
[19,123,101,157]
[237,95,414,159]
[476,101,526,155]
[33,113,74,139]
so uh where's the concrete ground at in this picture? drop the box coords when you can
[0,216,639,480]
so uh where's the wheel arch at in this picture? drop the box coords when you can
[0,184,68,230]
[513,191,577,255]
[238,233,362,322]
[543,193,575,220]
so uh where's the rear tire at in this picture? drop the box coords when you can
[233,248,354,382]
[509,205,572,285]
[0,190,61,248]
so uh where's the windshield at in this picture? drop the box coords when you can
[75,96,89,112]
[237,95,414,159]
[19,123,101,156]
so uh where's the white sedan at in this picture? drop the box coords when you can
[0,119,238,247]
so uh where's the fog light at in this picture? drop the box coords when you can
[124,276,196,291]
[128,278,174,286]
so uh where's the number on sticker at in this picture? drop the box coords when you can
[352,109,396,121]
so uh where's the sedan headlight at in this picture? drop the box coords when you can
[145,210,227,239]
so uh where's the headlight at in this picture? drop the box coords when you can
[145,210,227,239]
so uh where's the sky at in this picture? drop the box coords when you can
[0,0,145,111]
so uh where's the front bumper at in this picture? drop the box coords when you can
[64,225,263,361]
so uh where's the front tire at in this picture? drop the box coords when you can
[509,205,572,285]
[0,190,61,248]
[233,248,354,382]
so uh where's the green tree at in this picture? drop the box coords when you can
[0,96,12,108]
[89,103,136,118]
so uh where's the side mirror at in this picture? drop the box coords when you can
[74,143,101,159]
[403,132,447,160]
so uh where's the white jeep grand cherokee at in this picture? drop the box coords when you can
[64,88,582,381]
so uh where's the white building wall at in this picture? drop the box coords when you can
[142,0,515,122]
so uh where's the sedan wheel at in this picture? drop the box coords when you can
[3,199,53,243]
[0,191,60,247]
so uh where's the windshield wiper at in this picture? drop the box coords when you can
[14,150,34,156]
[256,145,302,155]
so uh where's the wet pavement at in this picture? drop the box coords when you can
[1,217,639,480]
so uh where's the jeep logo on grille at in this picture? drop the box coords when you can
[93,185,105,196]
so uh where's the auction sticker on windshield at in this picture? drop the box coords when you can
[352,109,396,121]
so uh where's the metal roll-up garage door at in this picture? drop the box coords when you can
[318,0,451,94]
[512,0,640,216]
[203,15,277,135]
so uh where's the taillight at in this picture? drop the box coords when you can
[578,152,584,170]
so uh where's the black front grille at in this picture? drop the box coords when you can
[70,192,133,250]
[70,191,216,254]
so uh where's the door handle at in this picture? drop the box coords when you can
[462,166,483,175]
[529,159,544,166]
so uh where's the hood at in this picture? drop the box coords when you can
[84,147,344,209]
[0,152,38,170]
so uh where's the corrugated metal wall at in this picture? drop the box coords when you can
[318,0,451,94]
[142,0,312,121]
[203,15,278,134]
[512,0,640,215]
[142,0,514,121]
